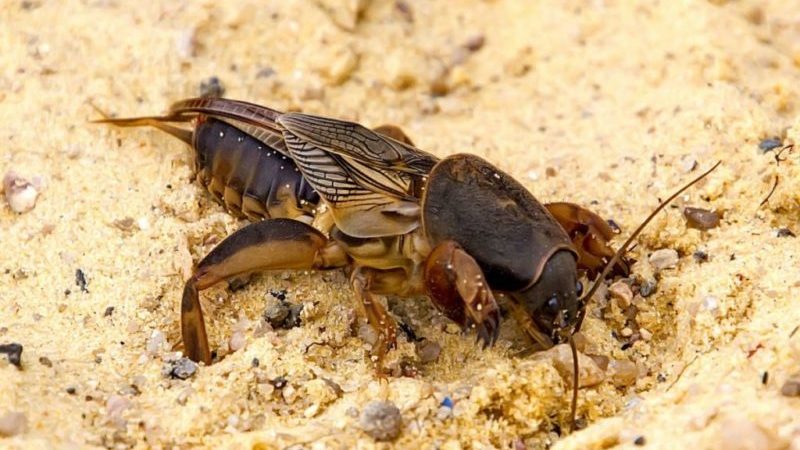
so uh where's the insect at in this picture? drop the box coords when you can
[94,97,718,428]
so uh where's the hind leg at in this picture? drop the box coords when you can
[181,218,347,364]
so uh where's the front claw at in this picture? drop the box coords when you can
[425,240,502,347]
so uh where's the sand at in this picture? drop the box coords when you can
[2,0,800,448]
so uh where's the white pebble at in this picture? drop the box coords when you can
[146,330,166,356]
[175,29,196,59]
[106,395,131,420]
[3,172,39,213]
[229,331,246,352]
[649,248,679,271]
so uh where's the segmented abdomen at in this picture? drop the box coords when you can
[193,117,319,221]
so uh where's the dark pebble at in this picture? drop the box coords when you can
[256,67,276,78]
[103,306,115,317]
[251,358,260,368]
[693,250,709,263]
[75,269,89,293]
[199,76,225,98]
[634,436,646,446]
[0,343,23,367]
[38,356,52,367]
[270,376,287,389]
[66,386,76,395]
[163,357,198,380]
[683,207,720,230]
[762,371,769,385]
[269,289,287,301]
[776,228,795,238]
[639,279,657,297]
[758,137,782,152]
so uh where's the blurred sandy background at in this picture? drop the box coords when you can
[2,0,800,448]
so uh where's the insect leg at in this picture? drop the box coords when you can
[350,268,398,376]
[181,218,347,364]
[423,240,500,347]
[545,202,630,279]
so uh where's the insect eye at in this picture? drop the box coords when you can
[575,281,584,297]
[545,296,560,314]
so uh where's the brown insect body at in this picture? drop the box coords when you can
[95,97,717,430]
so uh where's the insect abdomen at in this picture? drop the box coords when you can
[193,117,319,221]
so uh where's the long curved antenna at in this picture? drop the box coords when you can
[575,161,722,332]
[569,335,579,431]
[89,101,194,145]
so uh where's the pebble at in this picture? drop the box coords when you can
[781,375,800,397]
[0,411,27,437]
[609,281,633,308]
[679,155,697,173]
[608,359,638,387]
[3,171,39,213]
[639,328,653,341]
[649,249,679,271]
[145,330,166,356]
[639,279,657,297]
[536,344,606,387]
[416,340,441,363]
[163,357,197,380]
[176,387,194,405]
[359,401,402,441]
[775,228,795,238]
[175,29,196,59]
[228,331,246,352]
[683,207,721,230]
[106,395,130,420]
[199,76,225,98]
[0,343,23,367]
[758,137,782,152]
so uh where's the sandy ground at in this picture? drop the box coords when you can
[2,0,800,448]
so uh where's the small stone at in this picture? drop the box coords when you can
[649,249,679,271]
[199,76,225,98]
[639,328,653,341]
[106,394,130,415]
[38,356,52,367]
[639,279,657,297]
[416,340,441,363]
[758,137,782,152]
[463,34,486,52]
[634,436,646,446]
[359,401,402,441]
[146,330,166,356]
[620,327,634,337]
[263,299,290,328]
[781,375,800,397]
[0,411,27,437]
[679,155,697,173]
[0,343,23,367]
[683,207,721,230]
[229,331,246,352]
[175,29,196,59]
[103,306,115,317]
[776,228,795,238]
[536,344,605,387]
[609,281,633,308]
[3,172,39,213]
[75,269,89,293]
[609,359,638,387]
[163,357,197,380]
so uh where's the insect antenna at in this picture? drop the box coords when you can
[575,161,721,332]
[568,334,580,431]
[567,160,721,432]
[89,101,194,145]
